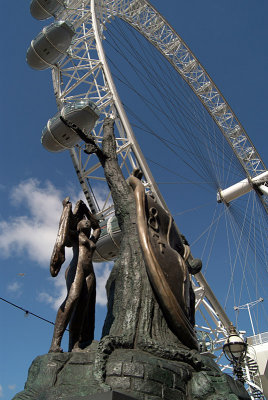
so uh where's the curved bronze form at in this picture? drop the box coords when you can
[49,198,100,353]
[128,175,198,350]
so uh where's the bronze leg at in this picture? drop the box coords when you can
[68,281,87,351]
[79,274,96,347]
[49,260,84,353]
[68,273,96,351]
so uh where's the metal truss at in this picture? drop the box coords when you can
[40,1,266,395]
[51,0,267,210]
[112,0,266,179]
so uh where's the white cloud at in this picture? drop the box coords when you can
[8,384,16,391]
[95,262,112,306]
[38,262,112,309]
[0,179,63,266]
[7,281,23,297]
[0,179,111,267]
[38,292,54,305]
[1,178,114,309]
[0,385,3,398]
[53,270,68,309]
[7,282,22,293]
[38,268,67,311]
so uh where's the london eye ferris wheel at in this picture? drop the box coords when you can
[26,0,267,394]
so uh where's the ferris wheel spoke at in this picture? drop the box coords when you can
[28,1,267,384]
[102,27,249,191]
[104,1,266,180]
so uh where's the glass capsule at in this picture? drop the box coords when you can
[30,0,65,20]
[26,20,75,70]
[41,100,100,152]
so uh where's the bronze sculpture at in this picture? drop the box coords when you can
[14,118,251,400]
[128,173,199,349]
[49,197,101,353]
[59,117,199,351]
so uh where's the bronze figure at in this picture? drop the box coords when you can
[59,117,200,350]
[49,197,100,353]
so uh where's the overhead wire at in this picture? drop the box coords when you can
[0,296,66,329]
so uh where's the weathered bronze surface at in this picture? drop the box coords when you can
[128,174,198,349]
[13,344,250,400]
[49,198,100,352]
[59,117,198,352]
[56,118,198,351]
[13,118,251,400]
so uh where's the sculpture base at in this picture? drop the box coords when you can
[13,341,250,400]
[86,392,136,399]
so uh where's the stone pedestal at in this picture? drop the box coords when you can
[13,341,250,400]
[88,392,136,399]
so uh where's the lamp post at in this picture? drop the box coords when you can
[234,297,264,337]
[223,324,248,383]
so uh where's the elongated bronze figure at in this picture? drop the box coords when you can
[49,197,100,353]
[60,117,200,350]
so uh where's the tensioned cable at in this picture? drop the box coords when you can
[107,20,267,254]
[121,102,216,184]
[224,205,237,321]
[106,20,207,129]
[103,24,219,170]
[114,68,218,183]
[230,199,267,266]
[146,157,216,190]
[106,18,246,177]
[224,196,262,312]
[101,16,267,331]
[224,197,263,316]
[248,196,268,331]
[126,106,243,195]
[190,206,228,247]
[126,106,237,183]
[225,195,266,260]
[237,204,253,309]
[200,206,218,269]
[124,99,241,187]
[170,202,212,216]
[232,203,267,291]
[104,41,224,175]
[109,18,221,139]
[157,181,213,185]
[133,30,246,185]
[202,208,222,275]
[118,21,242,184]
[201,202,267,323]
[104,20,246,187]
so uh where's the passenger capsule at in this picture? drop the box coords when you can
[30,0,65,20]
[41,100,100,152]
[93,216,122,262]
[26,21,75,70]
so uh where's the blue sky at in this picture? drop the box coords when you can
[1,1,268,399]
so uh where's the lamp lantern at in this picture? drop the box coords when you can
[223,323,247,382]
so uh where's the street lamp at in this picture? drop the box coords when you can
[223,324,248,382]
